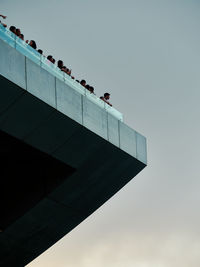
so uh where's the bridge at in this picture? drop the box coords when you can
[0,24,147,267]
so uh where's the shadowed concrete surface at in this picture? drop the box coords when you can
[0,35,147,267]
[0,130,75,230]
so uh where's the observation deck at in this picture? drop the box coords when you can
[0,24,147,267]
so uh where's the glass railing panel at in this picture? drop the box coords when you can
[0,23,6,31]
[15,37,28,56]
[54,67,65,81]
[0,27,124,122]
[63,72,73,84]
[63,74,85,95]
[26,45,41,65]
[0,24,15,48]
[40,56,58,76]
[73,81,85,95]
[15,38,40,65]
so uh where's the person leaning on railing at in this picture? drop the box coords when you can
[80,80,86,87]
[1,18,114,106]
[26,40,37,49]
[9,25,16,34]
[16,28,21,37]
[9,25,24,40]
[57,60,64,70]
[0,14,7,27]
[85,84,95,94]
[89,86,95,94]
[47,55,55,63]
[100,93,112,106]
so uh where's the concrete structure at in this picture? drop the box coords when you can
[0,26,147,267]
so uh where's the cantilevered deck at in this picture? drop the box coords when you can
[0,24,147,267]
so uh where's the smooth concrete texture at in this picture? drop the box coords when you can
[107,113,120,147]
[0,130,75,230]
[24,111,82,155]
[0,26,16,49]
[136,132,147,165]
[26,58,56,108]
[52,127,107,168]
[0,35,147,266]
[56,78,83,124]
[0,92,54,140]
[119,121,137,158]
[0,39,26,89]
[0,37,147,159]
[0,75,25,115]
[0,198,85,267]
[0,129,144,267]
[50,144,144,215]
[82,96,108,140]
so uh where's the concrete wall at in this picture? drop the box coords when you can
[0,38,147,165]
[0,36,147,266]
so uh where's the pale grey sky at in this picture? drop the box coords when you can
[1,0,200,266]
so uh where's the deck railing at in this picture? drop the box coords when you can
[0,24,123,121]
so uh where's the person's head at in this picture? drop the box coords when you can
[38,49,43,55]
[29,40,37,49]
[19,34,24,40]
[57,60,63,69]
[47,55,54,63]
[85,84,90,90]
[16,28,21,36]
[9,26,16,34]
[47,55,52,60]
[80,80,86,87]
[104,93,110,100]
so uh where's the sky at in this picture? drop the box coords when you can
[1,0,200,266]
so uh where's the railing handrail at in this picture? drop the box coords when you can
[0,24,123,121]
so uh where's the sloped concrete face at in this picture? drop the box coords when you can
[82,97,108,139]
[0,39,26,89]
[107,113,120,147]
[136,132,147,165]
[0,38,146,159]
[53,127,107,168]
[24,111,82,155]
[0,129,144,267]
[0,75,25,114]
[0,131,75,231]
[56,78,83,124]
[119,122,137,158]
[0,93,54,140]
[26,58,56,108]
[0,198,87,267]
[0,34,147,266]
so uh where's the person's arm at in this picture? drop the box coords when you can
[105,99,112,106]
[0,14,7,19]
